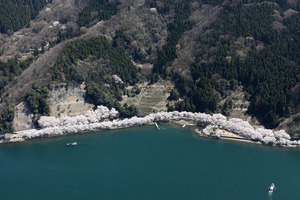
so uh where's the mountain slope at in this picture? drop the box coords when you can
[0,0,299,137]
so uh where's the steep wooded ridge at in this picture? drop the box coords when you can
[0,0,52,34]
[0,0,299,138]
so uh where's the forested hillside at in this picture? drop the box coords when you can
[148,0,300,130]
[51,36,139,117]
[152,0,193,76]
[76,0,120,27]
[0,0,51,34]
[0,0,299,136]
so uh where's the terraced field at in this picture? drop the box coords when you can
[121,81,174,116]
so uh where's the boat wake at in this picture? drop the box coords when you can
[268,191,273,200]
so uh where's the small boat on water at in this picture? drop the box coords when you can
[154,123,160,130]
[67,142,77,146]
[268,183,275,192]
[182,124,186,128]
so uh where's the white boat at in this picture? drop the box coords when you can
[67,142,77,146]
[182,124,186,128]
[268,183,275,192]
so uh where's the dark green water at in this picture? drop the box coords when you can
[0,125,299,200]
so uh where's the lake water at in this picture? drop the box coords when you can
[0,125,299,200]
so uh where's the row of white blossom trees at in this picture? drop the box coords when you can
[16,106,300,147]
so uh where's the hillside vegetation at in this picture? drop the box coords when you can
[0,0,299,137]
[0,0,52,34]
[182,2,300,129]
[148,0,300,131]
[76,0,121,27]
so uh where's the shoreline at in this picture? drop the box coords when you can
[0,121,192,144]
[0,123,291,149]
[0,122,298,148]
[0,123,286,149]
[1,107,299,147]
[193,128,262,145]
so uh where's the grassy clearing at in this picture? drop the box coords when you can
[121,80,174,116]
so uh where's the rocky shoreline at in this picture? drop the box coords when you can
[1,106,300,147]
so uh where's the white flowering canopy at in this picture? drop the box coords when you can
[13,105,298,147]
